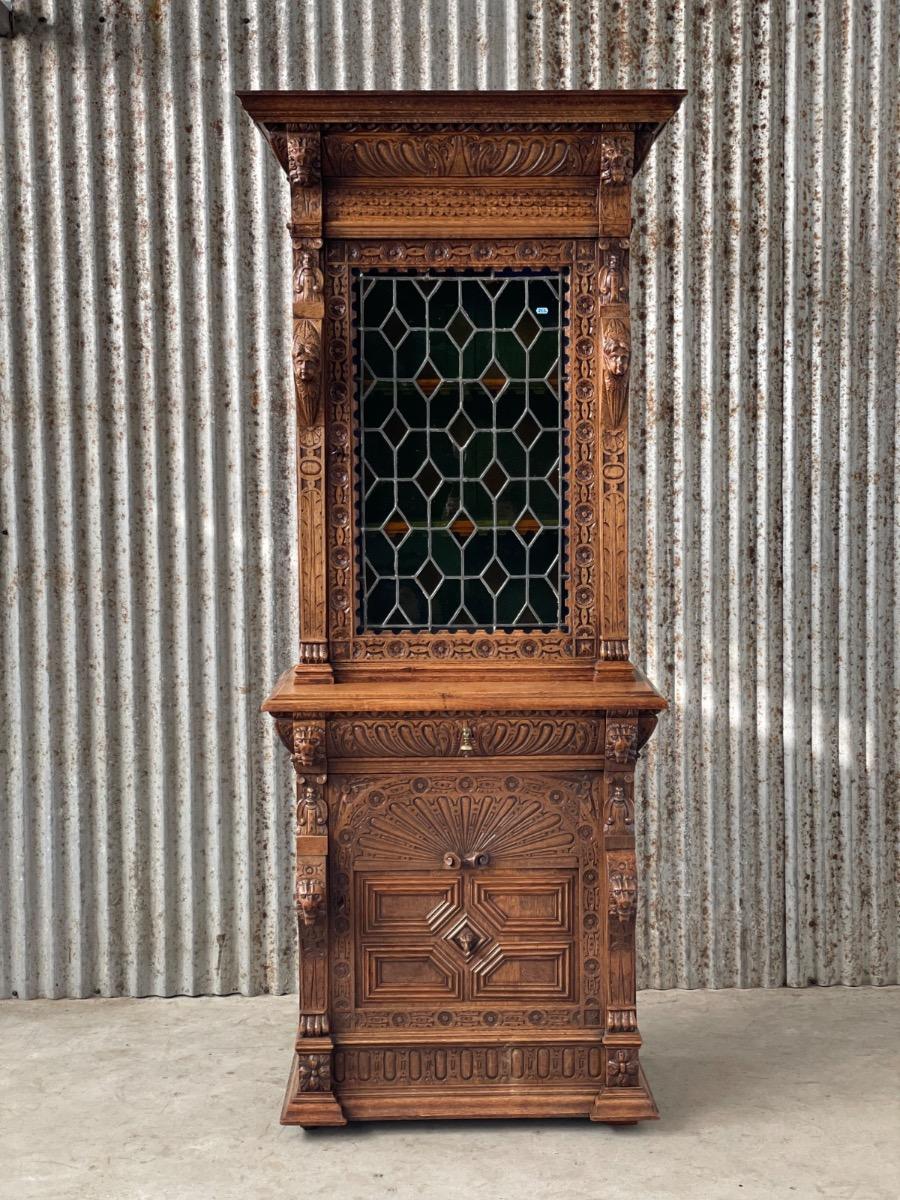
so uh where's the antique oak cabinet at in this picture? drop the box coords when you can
[239,90,683,1126]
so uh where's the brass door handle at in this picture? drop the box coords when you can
[459,721,475,755]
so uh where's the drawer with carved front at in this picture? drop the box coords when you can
[325,712,605,759]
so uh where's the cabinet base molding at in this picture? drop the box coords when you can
[280,1046,347,1128]
[280,1037,657,1126]
[589,1066,659,1124]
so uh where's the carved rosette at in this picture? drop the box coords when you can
[606,1048,639,1087]
[296,1053,331,1092]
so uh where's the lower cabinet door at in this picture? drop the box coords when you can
[329,769,603,1035]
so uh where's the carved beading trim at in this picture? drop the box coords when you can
[571,242,599,658]
[325,184,598,234]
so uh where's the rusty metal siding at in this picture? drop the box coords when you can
[0,0,896,997]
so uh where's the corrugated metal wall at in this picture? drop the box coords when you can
[0,0,896,998]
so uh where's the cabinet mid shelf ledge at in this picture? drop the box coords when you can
[239,88,683,1128]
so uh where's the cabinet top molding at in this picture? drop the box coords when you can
[238,89,685,172]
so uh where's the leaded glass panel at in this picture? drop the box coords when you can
[357,270,566,633]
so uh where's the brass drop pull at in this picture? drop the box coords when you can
[462,851,490,869]
[442,850,490,870]
[459,721,475,755]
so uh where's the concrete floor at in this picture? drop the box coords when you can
[1,989,897,1200]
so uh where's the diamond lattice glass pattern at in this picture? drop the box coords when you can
[357,270,565,632]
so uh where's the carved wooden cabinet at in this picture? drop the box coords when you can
[239,89,683,1126]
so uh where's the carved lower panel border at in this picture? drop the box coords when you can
[333,1043,605,1089]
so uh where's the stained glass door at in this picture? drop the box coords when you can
[357,270,566,633]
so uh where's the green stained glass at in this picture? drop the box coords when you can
[357,270,565,632]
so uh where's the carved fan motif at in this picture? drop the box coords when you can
[356,792,575,866]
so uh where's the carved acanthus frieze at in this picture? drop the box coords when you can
[325,713,604,758]
[323,131,605,178]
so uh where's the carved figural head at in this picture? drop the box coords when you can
[294,725,323,768]
[602,320,631,378]
[609,865,637,923]
[600,135,634,186]
[287,134,319,188]
[296,878,324,925]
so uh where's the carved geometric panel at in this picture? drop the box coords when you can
[360,943,463,1004]
[359,874,461,937]
[470,943,574,1001]
[471,873,573,935]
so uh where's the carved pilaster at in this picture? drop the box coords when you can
[286,126,331,681]
[274,714,345,1126]
[602,713,639,1045]
[597,300,631,662]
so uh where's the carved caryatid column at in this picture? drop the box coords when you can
[590,707,658,1123]
[275,715,346,1126]
[596,131,634,664]
[286,126,332,682]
